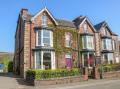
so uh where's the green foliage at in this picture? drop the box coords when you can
[53,27,77,52]
[0,56,13,72]
[26,68,80,80]
[2,56,9,72]
[8,61,13,72]
[98,63,120,72]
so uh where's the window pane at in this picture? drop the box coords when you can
[43,30,50,37]
[82,36,87,49]
[65,32,71,47]
[83,53,88,67]
[86,36,93,49]
[43,38,50,45]
[84,23,88,33]
[43,30,50,46]
[38,31,41,45]
[65,53,72,68]
[36,52,41,69]
[42,15,47,26]
[103,54,108,64]
[108,53,113,64]
[43,51,51,69]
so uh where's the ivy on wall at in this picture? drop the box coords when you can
[48,25,78,68]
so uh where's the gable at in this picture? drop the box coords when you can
[100,26,112,36]
[78,18,96,33]
[79,17,96,33]
[31,8,58,26]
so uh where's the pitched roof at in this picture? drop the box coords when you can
[112,32,118,36]
[94,21,118,36]
[56,19,76,28]
[22,8,76,28]
[73,16,96,32]
[94,21,106,32]
[73,16,85,27]
[31,7,58,25]
[24,14,76,28]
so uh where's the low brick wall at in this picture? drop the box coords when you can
[103,71,120,79]
[26,76,85,86]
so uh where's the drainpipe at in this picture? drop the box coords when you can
[30,21,32,69]
[18,16,21,75]
[94,32,97,67]
[77,31,82,75]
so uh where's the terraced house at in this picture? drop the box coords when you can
[95,22,120,64]
[13,8,120,77]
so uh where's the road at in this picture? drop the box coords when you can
[40,79,120,89]
[0,73,120,89]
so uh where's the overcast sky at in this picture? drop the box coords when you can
[0,0,120,52]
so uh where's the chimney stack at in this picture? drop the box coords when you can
[21,8,28,17]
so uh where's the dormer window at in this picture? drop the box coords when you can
[42,15,47,27]
[84,22,88,33]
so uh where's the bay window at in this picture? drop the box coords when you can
[82,53,95,67]
[35,51,55,69]
[82,36,94,49]
[36,29,53,47]
[102,38,112,50]
[103,53,113,64]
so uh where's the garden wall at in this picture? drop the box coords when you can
[103,71,120,79]
[26,76,86,86]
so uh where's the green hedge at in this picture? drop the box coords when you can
[99,63,120,72]
[26,68,80,80]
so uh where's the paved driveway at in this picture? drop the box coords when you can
[0,73,33,89]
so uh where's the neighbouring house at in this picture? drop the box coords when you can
[94,21,120,64]
[13,7,120,77]
[73,16,96,67]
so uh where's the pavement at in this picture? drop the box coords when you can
[0,73,120,89]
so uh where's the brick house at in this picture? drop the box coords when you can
[73,16,96,67]
[94,21,120,64]
[13,8,120,77]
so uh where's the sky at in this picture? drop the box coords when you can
[0,0,120,52]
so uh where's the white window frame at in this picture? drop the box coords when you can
[82,36,94,49]
[65,32,71,47]
[102,38,112,50]
[35,51,55,69]
[36,29,53,47]
[41,15,47,27]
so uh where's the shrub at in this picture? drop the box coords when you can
[98,63,120,72]
[26,68,80,80]
[8,61,13,72]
